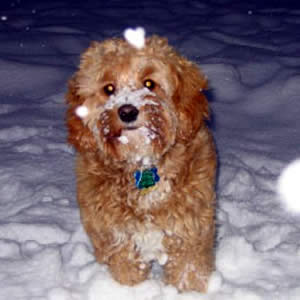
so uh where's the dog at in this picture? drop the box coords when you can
[65,34,216,292]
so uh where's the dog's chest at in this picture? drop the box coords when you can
[128,176,172,265]
[132,226,168,265]
[137,176,171,210]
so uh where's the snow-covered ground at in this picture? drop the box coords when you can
[1,0,300,299]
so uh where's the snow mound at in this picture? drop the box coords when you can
[0,222,70,245]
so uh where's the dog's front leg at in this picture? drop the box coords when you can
[83,221,151,286]
[106,241,151,286]
[163,233,214,292]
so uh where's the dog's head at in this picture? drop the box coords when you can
[66,36,209,165]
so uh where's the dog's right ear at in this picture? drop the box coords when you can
[171,61,210,143]
[65,76,98,152]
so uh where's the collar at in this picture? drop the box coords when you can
[134,167,160,191]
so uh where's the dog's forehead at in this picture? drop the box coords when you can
[131,56,168,73]
[104,53,167,72]
[100,54,173,87]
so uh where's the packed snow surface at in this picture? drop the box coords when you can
[1,0,300,299]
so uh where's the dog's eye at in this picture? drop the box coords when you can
[144,79,156,91]
[103,84,115,96]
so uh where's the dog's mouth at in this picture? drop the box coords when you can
[123,126,139,131]
[115,125,158,145]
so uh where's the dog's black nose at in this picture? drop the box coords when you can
[118,104,139,123]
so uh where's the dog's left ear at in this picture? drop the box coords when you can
[172,61,209,142]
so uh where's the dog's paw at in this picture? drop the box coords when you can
[107,247,151,286]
